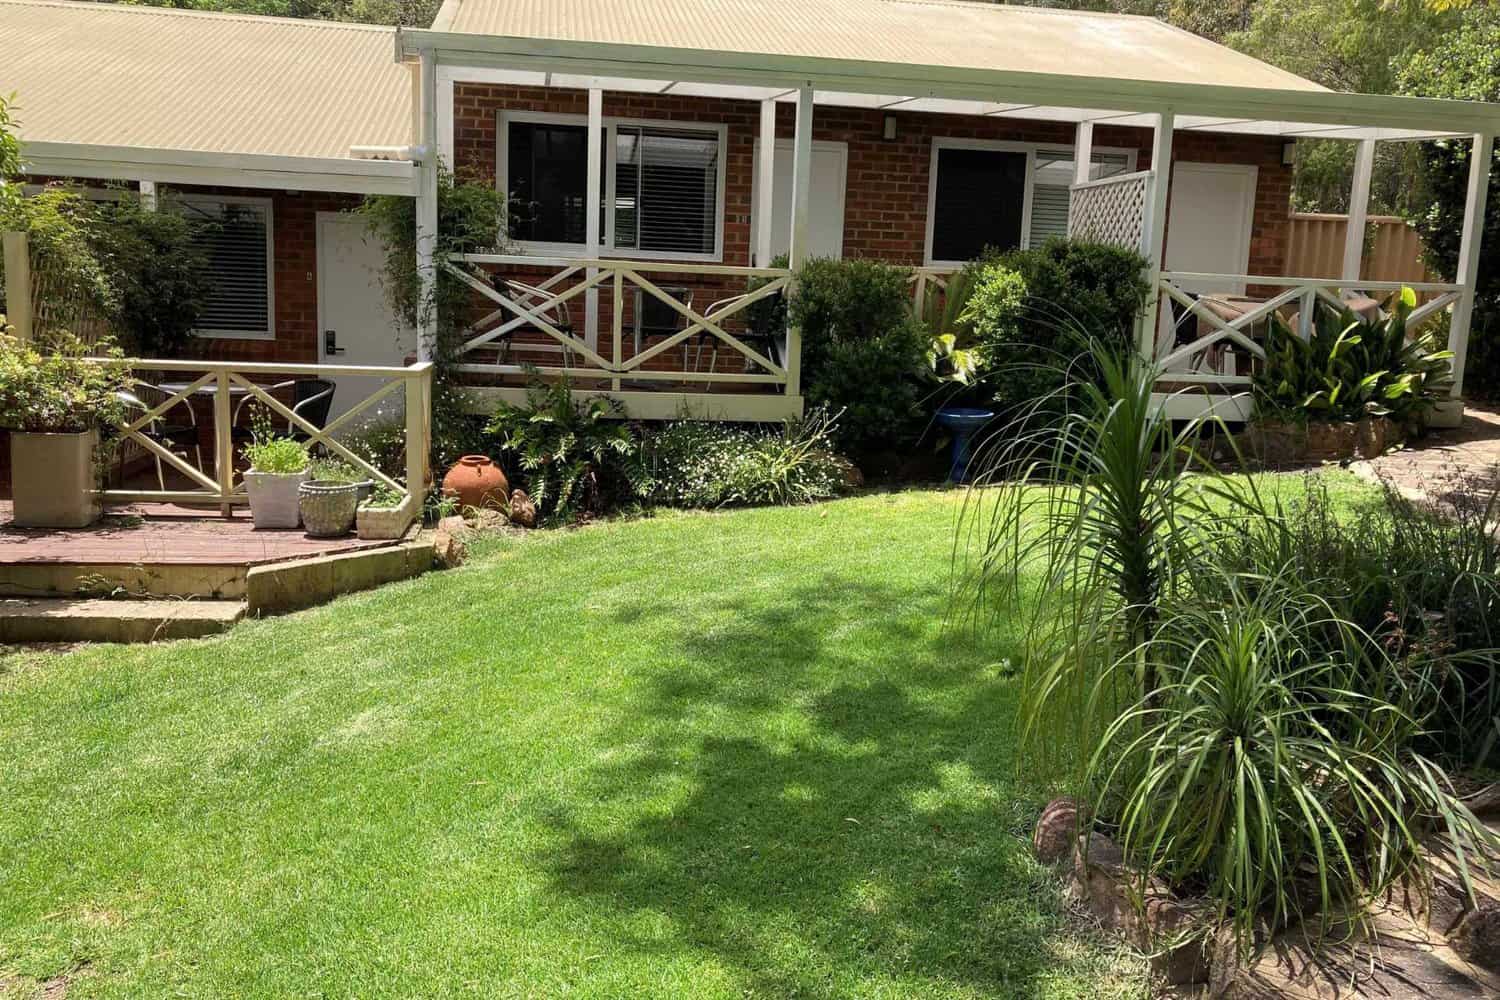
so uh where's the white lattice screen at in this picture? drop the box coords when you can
[1068,170,1153,253]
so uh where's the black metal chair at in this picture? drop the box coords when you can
[232,378,335,442]
[479,273,578,367]
[114,382,204,490]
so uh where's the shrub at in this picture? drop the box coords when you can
[1255,289,1454,426]
[339,418,409,482]
[307,458,365,484]
[0,330,129,433]
[789,258,927,460]
[1221,476,1500,768]
[947,240,1151,417]
[89,194,214,358]
[244,437,309,475]
[641,407,849,508]
[485,376,643,524]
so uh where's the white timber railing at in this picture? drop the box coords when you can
[98,358,432,520]
[911,265,960,318]
[1156,272,1463,386]
[445,254,795,393]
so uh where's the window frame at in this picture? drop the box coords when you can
[923,138,1138,267]
[497,109,729,263]
[176,193,276,342]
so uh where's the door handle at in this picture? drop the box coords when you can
[324,329,344,355]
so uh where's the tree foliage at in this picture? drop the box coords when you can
[1398,3,1500,397]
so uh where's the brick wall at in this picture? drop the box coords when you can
[174,187,364,364]
[452,84,1293,275]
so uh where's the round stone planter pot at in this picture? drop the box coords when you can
[298,480,359,538]
[244,468,310,529]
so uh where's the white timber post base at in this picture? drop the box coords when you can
[1138,108,1174,362]
[1434,131,1495,429]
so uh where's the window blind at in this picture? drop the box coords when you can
[183,199,272,337]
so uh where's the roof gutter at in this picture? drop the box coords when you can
[395,28,1500,136]
[20,141,419,197]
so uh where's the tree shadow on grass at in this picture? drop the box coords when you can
[538,572,1108,997]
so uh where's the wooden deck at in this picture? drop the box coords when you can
[0,501,389,567]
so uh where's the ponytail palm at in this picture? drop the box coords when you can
[958,342,1264,774]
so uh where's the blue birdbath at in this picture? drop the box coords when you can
[934,407,995,484]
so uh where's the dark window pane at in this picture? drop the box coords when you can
[507,121,590,244]
[931,147,1027,262]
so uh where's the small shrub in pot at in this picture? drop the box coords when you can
[242,431,310,529]
[356,484,411,540]
[0,330,130,527]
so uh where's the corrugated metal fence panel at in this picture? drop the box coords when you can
[1286,213,1440,288]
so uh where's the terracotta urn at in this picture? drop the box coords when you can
[441,455,509,510]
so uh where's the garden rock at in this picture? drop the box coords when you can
[1032,797,1081,864]
[431,521,468,569]
[509,489,537,528]
[1069,832,1215,987]
[1453,904,1500,971]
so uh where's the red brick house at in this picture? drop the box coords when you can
[6,0,1497,428]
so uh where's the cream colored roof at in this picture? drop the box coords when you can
[435,0,1327,94]
[1,0,412,159]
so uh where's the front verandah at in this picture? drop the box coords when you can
[401,30,1497,426]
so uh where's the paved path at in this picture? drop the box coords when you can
[1353,404,1500,512]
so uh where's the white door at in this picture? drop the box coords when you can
[1163,162,1258,295]
[750,139,848,263]
[315,213,413,431]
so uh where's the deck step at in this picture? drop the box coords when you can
[0,597,246,643]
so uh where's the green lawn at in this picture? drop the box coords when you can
[0,477,1365,998]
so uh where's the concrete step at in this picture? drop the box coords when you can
[0,597,246,643]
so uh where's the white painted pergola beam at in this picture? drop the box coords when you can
[585,87,603,348]
[414,52,440,360]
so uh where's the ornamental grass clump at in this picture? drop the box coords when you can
[960,335,1498,959]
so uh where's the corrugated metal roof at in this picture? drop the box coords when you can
[436,0,1327,94]
[1,0,412,159]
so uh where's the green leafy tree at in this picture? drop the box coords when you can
[1398,2,1500,397]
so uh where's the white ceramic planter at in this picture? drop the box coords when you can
[244,468,309,529]
[10,429,101,528]
[356,504,413,540]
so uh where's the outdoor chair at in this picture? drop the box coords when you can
[114,381,204,491]
[483,273,577,367]
[232,378,335,444]
[690,288,787,391]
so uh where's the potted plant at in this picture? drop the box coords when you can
[242,432,310,529]
[298,457,365,537]
[356,484,410,540]
[0,328,129,528]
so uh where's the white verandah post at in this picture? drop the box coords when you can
[414,51,440,361]
[1441,131,1495,426]
[1342,139,1376,283]
[756,98,777,267]
[1073,121,1094,186]
[1139,108,1175,361]
[585,87,603,350]
[785,86,814,403]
